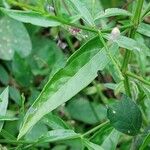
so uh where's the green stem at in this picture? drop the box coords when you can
[82,120,109,137]
[52,0,60,16]
[121,0,144,97]
[126,71,150,87]
[7,0,39,11]
[132,0,144,26]
[98,30,124,81]
[63,30,75,53]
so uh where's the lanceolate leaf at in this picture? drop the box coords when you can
[0,87,9,131]
[0,8,62,27]
[18,37,119,139]
[107,95,142,136]
[104,34,149,53]
[95,8,132,20]
[137,23,150,37]
[43,113,71,130]
[39,129,80,143]
[68,0,95,26]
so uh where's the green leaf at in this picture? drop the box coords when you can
[29,36,66,76]
[95,8,132,20]
[89,125,121,150]
[43,113,71,130]
[12,53,33,87]
[84,140,104,150]
[39,129,80,143]
[25,122,48,142]
[0,65,9,85]
[107,95,142,136]
[91,123,113,145]
[0,16,32,60]
[68,0,95,26]
[0,8,62,27]
[104,34,149,53]
[0,87,9,132]
[137,23,150,37]
[101,129,120,150]
[9,86,21,105]
[18,37,118,139]
[139,132,150,150]
[67,97,106,124]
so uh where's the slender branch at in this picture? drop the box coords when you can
[7,0,133,34]
[7,0,39,11]
[98,30,124,81]
[82,120,109,137]
[63,30,75,53]
[121,0,144,97]
[126,71,150,87]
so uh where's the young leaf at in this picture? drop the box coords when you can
[91,123,113,145]
[107,95,142,136]
[43,113,71,130]
[0,8,62,27]
[0,16,32,60]
[39,129,80,143]
[101,129,120,150]
[0,87,9,131]
[104,34,149,53]
[137,23,150,37]
[18,37,119,139]
[68,0,95,26]
[84,140,104,150]
[95,8,132,20]
[139,132,150,150]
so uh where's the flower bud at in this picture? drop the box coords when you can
[110,27,120,41]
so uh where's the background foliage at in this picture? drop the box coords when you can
[0,0,150,149]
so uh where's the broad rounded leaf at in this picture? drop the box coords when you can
[0,16,32,60]
[107,95,142,136]
[18,37,119,139]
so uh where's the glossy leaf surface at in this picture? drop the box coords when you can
[107,95,142,136]
[18,37,118,139]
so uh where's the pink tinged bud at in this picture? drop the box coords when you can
[69,27,81,36]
